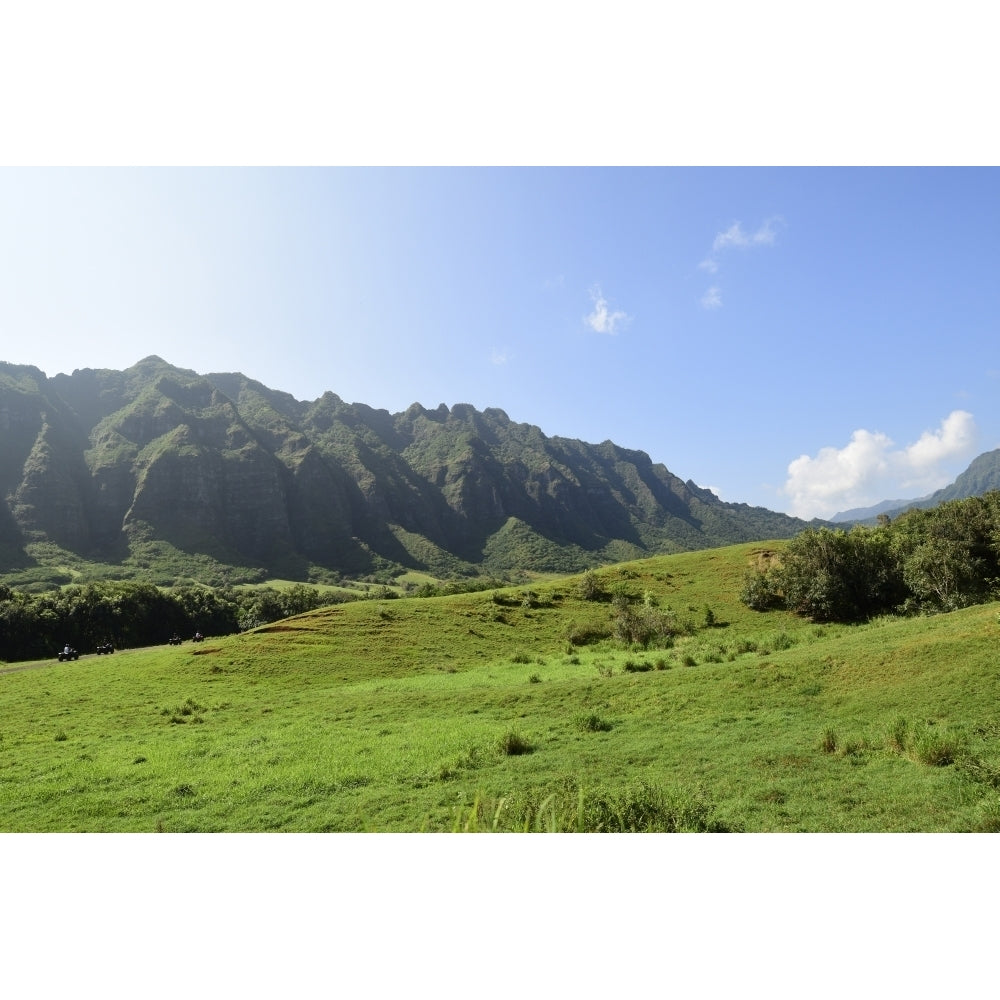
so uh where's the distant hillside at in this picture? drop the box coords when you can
[834,448,1000,524]
[925,448,1000,504]
[0,356,814,585]
[830,497,925,523]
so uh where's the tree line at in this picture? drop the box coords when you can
[0,581,353,663]
[740,492,1000,622]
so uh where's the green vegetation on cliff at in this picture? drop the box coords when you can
[1,357,813,586]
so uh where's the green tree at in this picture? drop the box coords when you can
[762,526,905,622]
[892,494,1000,611]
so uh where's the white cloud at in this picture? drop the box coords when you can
[713,222,750,252]
[753,218,778,245]
[900,409,976,479]
[783,411,977,520]
[700,286,722,309]
[784,429,894,518]
[584,286,629,335]
[696,217,780,307]
[490,348,508,365]
[712,218,778,252]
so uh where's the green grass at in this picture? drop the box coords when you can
[3,541,1000,831]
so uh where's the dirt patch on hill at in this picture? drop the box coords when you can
[0,660,54,675]
[749,548,781,570]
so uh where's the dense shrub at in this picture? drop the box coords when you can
[739,568,782,611]
[777,527,906,622]
[495,729,534,756]
[566,622,611,646]
[739,493,1000,623]
[575,712,613,732]
[622,659,653,673]
[612,605,679,648]
[577,569,603,601]
[897,720,965,766]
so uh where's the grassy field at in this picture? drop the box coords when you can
[3,541,1000,832]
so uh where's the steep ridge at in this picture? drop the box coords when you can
[0,356,814,582]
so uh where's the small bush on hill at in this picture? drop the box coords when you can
[578,570,603,602]
[739,568,783,611]
[914,726,965,767]
[887,716,910,754]
[623,659,653,673]
[612,606,679,648]
[576,712,612,732]
[566,623,611,646]
[885,717,967,767]
[496,729,534,756]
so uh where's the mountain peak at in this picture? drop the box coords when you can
[0,360,813,586]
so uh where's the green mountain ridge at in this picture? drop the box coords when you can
[1,356,813,585]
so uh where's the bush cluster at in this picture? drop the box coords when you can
[412,576,511,599]
[612,605,681,648]
[740,493,1000,622]
[577,569,604,602]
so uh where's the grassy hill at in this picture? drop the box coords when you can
[3,540,999,832]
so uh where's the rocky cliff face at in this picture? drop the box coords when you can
[0,356,814,581]
[12,418,91,549]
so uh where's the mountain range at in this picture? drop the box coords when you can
[0,356,824,586]
[830,447,1000,523]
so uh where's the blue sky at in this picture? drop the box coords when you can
[2,6,997,522]
[2,167,997,519]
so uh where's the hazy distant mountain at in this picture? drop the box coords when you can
[832,448,1000,524]
[0,356,815,585]
[830,497,925,523]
